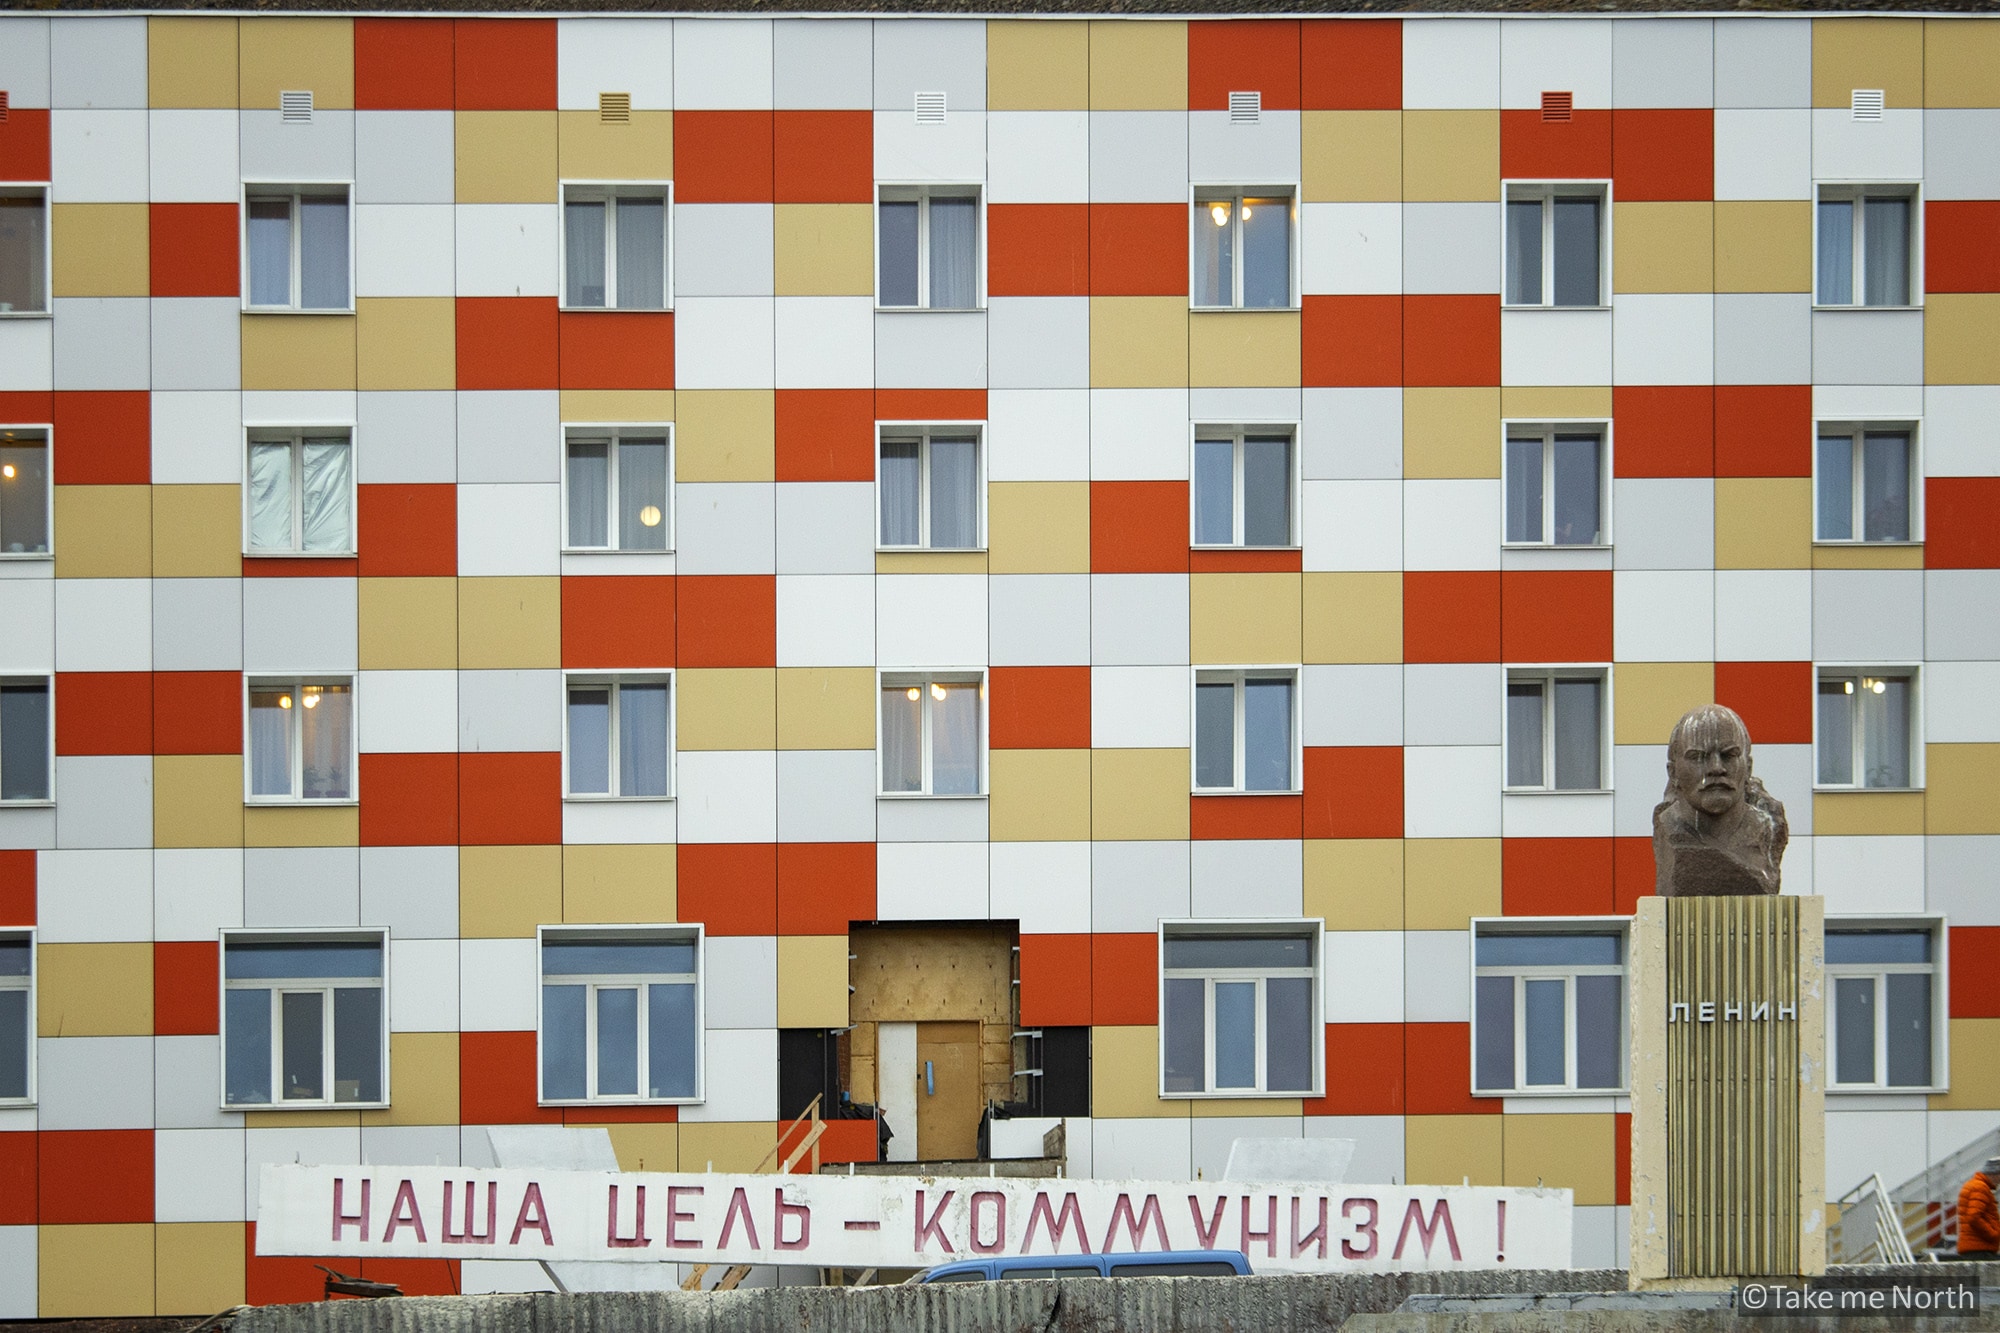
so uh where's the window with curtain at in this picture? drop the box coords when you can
[1504,186,1605,307]
[565,429,671,551]
[0,188,48,315]
[1816,425,1914,543]
[878,428,980,549]
[1506,670,1605,792]
[0,676,51,803]
[1160,926,1318,1096]
[1817,669,1916,789]
[880,673,983,796]
[566,676,672,799]
[247,678,354,802]
[1816,187,1915,307]
[223,934,385,1106]
[562,185,670,310]
[1193,669,1297,793]
[1827,924,1940,1090]
[1473,928,1626,1094]
[0,427,49,556]
[247,431,353,554]
[1193,428,1294,547]
[245,186,351,311]
[0,934,28,1103]
[1504,427,1605,547]
[540,929,701,1103]
[1192,189,1294,309]
[877,187,981,310]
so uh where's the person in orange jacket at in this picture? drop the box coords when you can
[1959,1157,1999,1259]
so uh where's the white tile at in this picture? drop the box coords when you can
[1301,203,1402,296]
[151,391,242,484]
[0,580,54,669]
[1611,295,1713,385]
[1500,18,1612,110]
[1714,570,1812,662]
[1304,1114,1404,1189]
[704,936,778,1029]
[1713,110,1811,201]
[1814,836,1926,916]
[356,670,458,753]
[876,840,988,919]
[1089,390,1192,481]
[1611,18,1712,109]
[673,298,776,390]
[991,842,1091,934]
[1502,308,1613,387]
[156,1128,247,1222]
[676,750,778,843]
[877,574,987,668]
[776,574,875,667]
[1924,387,2000,477]
[562,798,677,846]
[1811,110,1924,183]
[389,937,459,1032]
[1825,1108,1928,1199]
[1502,790,1615,839]
[1091,666,1189,750]
[244,1126,362,1220]
[1302,664,1403,747]
[242,576,357,672]
[149,110,241,203]
[1924,662,2000,743]
[1189,840,1302,918]
[987,112,1088,204]
[1091,841,1189,934]
[1404,930,1471,1022]
[680,1027,777,1122]
[558,17,674,111]
[53,578,150,671]
[1613,570,1714,662]
[775,297,873,388]
[51,17,146,109]
[455,205,560,298]
[49,109,148,201]
[1403,747,1503,838]
[1090,574,1189,667]
[1304,480,1402,572]
[0,17,51,108]
[154,848,244,940]
[1324,929,1405,1024]
[874,110,988,184]
[356,204,456,298]
[37,848,150,942]
[990,574,1090,667]
[0,322,52,392]
[1404,480,1500,571]
[1403,19,1501,110]
[458,938,537,1032]
[988,389,1088,482]
[1187,110,1300,187]
[1303,387,1402,481]
[672,19,773,110]
[1090,1117,1191,1180]
[1405,663,1502,748]
[458,484,561,576]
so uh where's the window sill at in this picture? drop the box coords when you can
[1189,304,1303,315]
[562,547,677,557]
[1812,304,1924,313]
[1811,540,1923,548]
[0,553,53,561]
[563,794,675,804]
[557,305,675,315]
[1159,1089,1320,1101]
[0,310,51,320]
[1500,543,1612,553]
[877,792,988,801]
[539,1097,703,1108]
[1192,788,1304,797]
[876,547,990,555]
[1190,545,1302,553]
[1503,787,1613,797]
[1827,1085,1945,1097]
[1474,1087,1629,1099]
[225,1101,389,1112]
[242,307,357,317]
[875,305,986,314]
[244,549,359,559]
[0,800,55,810]
[244,799,360,808]
[1501,304,1611,313]
[1813,785,1924,795]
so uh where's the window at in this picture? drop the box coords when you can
[878,427,981,550]
[1506,670,1606,792]
[1193,189,1294,309]
[562,185,669,310]
[565,675,672,799]
[1160,924,1319,1096]
[0,932,29,1104]
[1828,923,1941,1091]
[1817,669,1916,789]
[1504,428,1605,547]
[564,428,671,552]
[878,186,980,310]
[1473,926,1626,1094]
[246,431,353,555]
[1505,185,1605,307]
[1194,669,1298,793]
[247,678,354,802]
[1193,428,1294,548]
[245,185,351,312]
[1817,186,1916,307]
[1816,425,1915,544]
[0,187,47,315]
[539,928,701,1103]
[0,676,51,803]
[880,672,984,796]
[0,426,49,555]
[222,933,385,1107]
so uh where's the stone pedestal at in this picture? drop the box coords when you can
[1628,894,1825,1287]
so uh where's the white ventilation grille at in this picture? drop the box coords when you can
[280,90,314,123]
[1851,89,1885,121]
[1228,90,1261,123]
[915,91,947,125]
[599,91,631,123]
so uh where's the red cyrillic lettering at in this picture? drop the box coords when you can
[1240,1195,1277,1259]
[774,1189,811,1252]
[1022,1191,1089,1254]
[969,1190,1006,1255]
[1341,1198,1379,1260]
[332,1178,370,1242]
[1391,1198,1461,1261]
[383,1179,427,1242]
[1101,1193,1168,1254]
[1189,1195,1227,1249]
[719,1187,761,1250]
[444,1181,496,1244]
[914,1189,956,1253]
[607,1184,651,1248]
[665,1186,703,1250]
[1291,1196,1329,1259]
[510,1182,554,1246]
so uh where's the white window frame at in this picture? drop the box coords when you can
[1813,182,1923,310]
[0,422,52,559]
[242,426,357,557]
[1157,918,1324,1099]
[0,184,51,318]
[1470,917,1630,1098]
[535,924,705,1106]
[875,421,987,552]
[1189,185,1301,312]
[1189,422,1301,549]
[562,671,676,801]
[558,181,674,312]
[218,928,390,1111]
[1501,181,1611,310]
[874,183,986,312]
[0,673,53,807]
[1503,666,1612,795]
[1500,421,1613,549]
[1825,914,1948,1095]
[1814,664,1924,792]
[877,668,988,798]
[0,928,34,1107]
[1191,667,1303,795]
[240,181,356,314]
[242,674,359,805]
[1812,420,1922,545]
[560,423,676,554]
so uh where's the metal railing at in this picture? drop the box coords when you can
[1831,1125,2000,1263]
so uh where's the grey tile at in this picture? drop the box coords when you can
[1812,311,1923,386]
[704,936,777,1029]
[991,574,1090,666]
[773,19,874,110]
[1926,571,2000,661]
[1304,388,1402,480]
[244,847,362,927]
[355,112,456,205]
[52,298,149,390]
[363,1124,461,1167]
[1612,478,1714,571]
[357,391,458,484]
[875,311,986,389]
[676,482,776,575]
[987,298,1088,390]
[1402,202,1501,296]
[874,19,985,112]
[155,1035,233,1130]
[1713,293,1810,385]
[877,796,987,842]
[50,16,146,109]
[1404,663,1502,747]
[243,577,357,672]
[1090,574,1189,667]
[1714,18,1809,109]
[1925,111,2000,202]
[1612,18,1711,108]
[674,205,776,298]
[1190,840,1302,918]
[776,749,877,843]
[360,846,460,939]
[457,391,560,484]
[776,481,874,574]
[1191,388,1301,422]
[1089,112,1188,204]
[1302,664,1403,747]
[151,298,241,391]
[39,1036,153,1129]
[53,755,152,849]
[241,110,355,182]
[154,579,244,672]
[1091,840,1190,933]
[1813,569,1924,662]
[458,669,562,752]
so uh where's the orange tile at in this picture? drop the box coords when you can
[457,297,558,391]
[560,575,676,670]
[1302,21,1401,111]
[1190,549,1302,573]
[989,666,1091,750]
[774,110,872,204]
[0,391,52,422]
[458,1030,560,1125]
[0,109,50,181]
[675,111,774,205]
[1191,794,1304,840]
[776,842,874,934]
[154,940,218,1036]
[557,311,673,391]
[1404,295,1499,388]
[991,204,1089,297]
[0,850,32,927]
[676,575,775,668]
[0,1132,33,1224]
[1304,1022,1404,1116]
[454,19,556,111]
[1500,109,1612,181]
[1714,384,1810,477]
[360,752,460,847]
[458,752,562,846]
[1612,836,1654,916]
[241,557,353,579]
[356,18,455,110]
[1091,933,1158,1026]
[1405,1023,1495,1115]
[1613,385,1713,478]
[1951,927,2000,1019]
[1188,19,1300,112]
[1303,746,1403,839]
[54,671,153,756]
[1090,481,1189,574]
[360,1259,460,1297]
[1019,933,1092,1026]
[678,843,777,936]
[1304,295,1401,388]
[153,671,242,756]
[150,203,239,298]
[1926,202,2000,293]
[1926,477,2000,570]
[1404,571,1500,664]
[245,1221,349,1307]
[775,389,874,482]
[1501,837,1615,916]
[1613,109,1712,203]
[1089,204,1186,297]
[1500,569,1612,663]
[1614,1110,1632,1205]
[52,390,149,484]
[876,389,985,422]
[358,484,457,578]
[41,1129,153,1223]
[1714,661,1813,745]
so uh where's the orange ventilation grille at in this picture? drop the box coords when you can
[1541,90,1573,122]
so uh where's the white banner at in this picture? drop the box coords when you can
[256,1165,1571,1274]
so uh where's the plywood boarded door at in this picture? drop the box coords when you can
[915,1021,981,1160]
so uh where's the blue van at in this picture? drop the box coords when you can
[914,1250,1252,1282]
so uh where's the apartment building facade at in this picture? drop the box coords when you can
[0,6,1996,1314]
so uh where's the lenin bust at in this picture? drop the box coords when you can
[1653,704,1789,897]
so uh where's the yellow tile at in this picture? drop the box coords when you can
[597,1123,679,1172]
[38,943,152,1036]
[1404,838,1500,931]
[1925,744,2000,835]
[459,576,560,669]
[990,748,1091,842]
[674,390,775,483]
[1929,1019,2000,1111]
[1925,295,2000,386]
[1714,202,1812,293]
[360,577,458,670]
[1304,839,1403,932]
[1406,1114,1504,1187]
[1714,477,1811,569]
[239,17,354,111]
[462,844,563,938]
[777,935,850,1028]
[1087,20,1185,110]
[1812,543,1923,570]
[154,755,244,849]
[561,390,676,422]
[563,843,677,923]
[989,480,1089,574]
[1092,1025,1184,1117]
[1613,662,1714,748]
[51,205,149,297]
[1091,748,1191,841]
[987,20,1089,110]
[1403,111,1499,204]
[678,1121,779,1173]
[152,484,241,578]
[1303,111,1400,204]
[1190,311,1301,389]
[1812,18,1923,109]
[241,314,357,392]
[776,667,876,751]
[1303,572,1403,665]
[774,205,875,297]
[676,667,777,751]
[1190,572,1302,664]
[1499,387,1612,420]
[1924,19,2000,107]
[1814,791,1925,837]
[41,1224,156,1317]
[875,551,988,574]
[1611,202,1712,295]
[149,17,239,109]
[1090,296,1188,388]
[1406,388,1500,479]
[1504,1111,1615,1205]
[557,110,672,181]
[360,1032,459,1126]
[156,1222,244,1315]
[356,298,455,391]
[1190,1096,1303,1117]
[458,112,560,205]
[52,485,151,578]
[245,804,359,847]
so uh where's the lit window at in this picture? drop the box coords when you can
[565,675,672,799]
[223,933,385,1107]
[1194,669,1297,793]
[247,678,354,802]
[1816,186,1916,307]
[1192,189,1294,309]
[1161,924,1319,1096]
[564,428,671,552]
[1474,926,1626,1094]
[880,673,984,796]
[878,186,981,310]
[0,426,49,556]
[1816,425,1915,543]
[0,932,30,1104]
[540,928,701,1103]
[246,431,352,555]
[1828,924,1941,1091]
[0,676,50,804]
[1817,670,1916,789]
[1193,428,1295,548]
[562,185,670,310]
[245,185,351,312]
[1506,670,1607,792]
[1505,185,1605,307]
[1505,428,1605,547]
[0,187,48,315]
[878,427,981,550]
